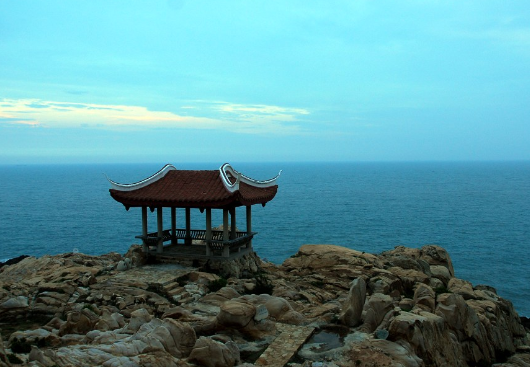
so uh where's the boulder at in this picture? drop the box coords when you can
[94,310,126,331]
[29,345,56,366]
[381,246,421,260]
[413,283,435,312]
[162,306,205,322]
[217,300,256,329]
[243,281,256,293]
[239,294,305,325]
[163,319,197,358]
[49,346,122,366]
[282,245,383,275]
[466,298,526,359]
[116,260,128,271]
[59,309,99,336]
[205,252,262,278]
[45,316,66,331]
[430,265,452,286]
[123,244,148,267]
[342,338,422,367]
[380,247,431,276]
[263,296,294,320]
[303,302,341,322]
[1,295,28,309]
[386,267,429,294]
[428,277,444,291]
[188,337,240,367]
[448,278,476,300]
[201,287,240,306]
[49,317,196,365]
[388,311,464,366]
[122,308,153,334]
[131,318,196,358]
[84,330,129,345]
[188,271,220,284]
[360,293,393,332]
[339,277,366,327]
[436,293,492,363]
[398,298,415,312]
[0,254,116,287]
[368,273,403,295]
[419,245,454,277]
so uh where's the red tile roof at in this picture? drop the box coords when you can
[109,164,278,209]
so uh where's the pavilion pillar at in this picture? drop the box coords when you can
[141,206,148,252]
[223,208,229,257]
[230,207,236,240]
[205,208,212,256]
[171,207,176,245]
[246,205,252,249]
[157,207,163,253]
[185,208,191,245]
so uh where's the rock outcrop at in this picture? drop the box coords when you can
[0,244,528,366]
[339,277,366,327]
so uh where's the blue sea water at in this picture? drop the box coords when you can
[0,162,529,316]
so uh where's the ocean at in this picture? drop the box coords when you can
[0,162,529,316]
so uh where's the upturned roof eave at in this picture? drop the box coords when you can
[109,187,278,209]
[107,163,279,209]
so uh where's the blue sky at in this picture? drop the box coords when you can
[1,0,529,163]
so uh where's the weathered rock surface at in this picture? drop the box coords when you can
[339,277,366,327]
[188,336,240,367]
[0,244,528,367]
[217,300,256,329]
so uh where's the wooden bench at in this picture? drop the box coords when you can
[136,229,256,256]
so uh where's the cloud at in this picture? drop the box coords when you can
[0,98,310,135]
[215,102,309,120]
[0,117,37,125]
[198,101,310,134]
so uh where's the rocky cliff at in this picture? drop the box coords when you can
[0,244,528,367]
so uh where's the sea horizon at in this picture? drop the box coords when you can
[1,158,530,166]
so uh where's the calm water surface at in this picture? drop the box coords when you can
[0,162,528,316]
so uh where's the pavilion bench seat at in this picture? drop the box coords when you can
[137,229,256,255]
[207,233,256,253]
[135,230,172,246]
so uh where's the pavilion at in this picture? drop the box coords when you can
[108,163,280,260]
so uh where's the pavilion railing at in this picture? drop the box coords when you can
[135,229,256,256]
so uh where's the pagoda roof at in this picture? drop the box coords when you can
[108,163,280,209]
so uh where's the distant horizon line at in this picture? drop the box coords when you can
[1,159,529,166]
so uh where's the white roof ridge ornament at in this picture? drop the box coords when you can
[219,163,281,193]
[106,164,177,191]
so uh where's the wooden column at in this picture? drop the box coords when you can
[230,207,236,240]
[141,206,148,252]
[205,208,212,256]
[185,207,191,245]
[246,205,252,249]
[171,207,176,245]
[223,209,229,240]
[157,207,163,253]
[223,208,229,257]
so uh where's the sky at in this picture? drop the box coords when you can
[1,0,529,163]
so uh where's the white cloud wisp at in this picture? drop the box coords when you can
[0,99,310,135]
